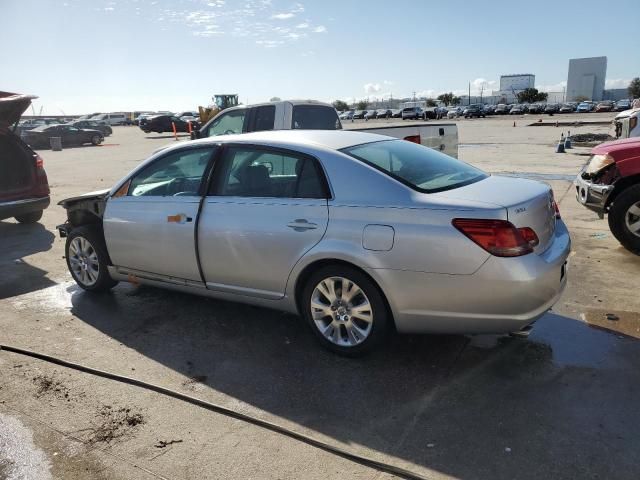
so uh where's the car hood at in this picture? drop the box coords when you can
[592,137,640,155]
[0,91,38,126]
[58,189,110,208]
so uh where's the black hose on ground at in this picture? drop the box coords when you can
[0,344,428,480]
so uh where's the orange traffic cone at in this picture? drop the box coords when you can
[172,122,178,141]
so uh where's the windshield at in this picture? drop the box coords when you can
[342,140,488,193]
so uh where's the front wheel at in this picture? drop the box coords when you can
[91,135,102,145]
[608,184,640,255]
[65,226,118,291]
[301,265,391,356]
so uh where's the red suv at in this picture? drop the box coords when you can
[0,92,50,223]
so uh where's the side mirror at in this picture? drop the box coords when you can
[190,130,200,140]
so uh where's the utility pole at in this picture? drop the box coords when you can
[468,82,471,105]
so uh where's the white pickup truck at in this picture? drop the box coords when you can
[193,100,459,158]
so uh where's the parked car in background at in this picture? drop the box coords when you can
[447,106,462,119]
[352,110,367,119]
[90,113,128,126]
[401,107,423,120]
[615,99,631,112]
[509,105,525,115]
[483,105,496,115]
[390,109,402,118]
[376,109,391,119]
[67,120,113,137]
[575,137,640,254]
[494,104,509,115]
[364,110,377,120]
[527,104,542,114]
[595,101,614,113]
[576,102,593,113]
[559,104,575,113]
[135,112,156,125]
[139,115,195,134]
[77,113,101,121]
[21,124,104,148]
[545,104,560,114]
[463,104,485,118]
[0,92,50,224]
[339,110,354,120]
[57,129,569,355]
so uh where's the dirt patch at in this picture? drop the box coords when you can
[87,406,144,445]
[570,133,614,144]
[582,309,640,339]
[32,374,71,400]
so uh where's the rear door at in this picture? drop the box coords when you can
[198,145,329,298]
[103,146,217,282]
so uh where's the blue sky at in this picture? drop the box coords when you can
[1,0,638,114]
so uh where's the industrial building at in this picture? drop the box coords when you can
[499,74,535,92]
[566,56,607,101]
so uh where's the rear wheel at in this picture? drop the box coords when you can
[15,210,43,224]
[65,226,118,291]
[301,265,391,356]
[608,184,640,255]
[91,135,102,145]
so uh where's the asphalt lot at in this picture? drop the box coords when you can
[1,112,640,480]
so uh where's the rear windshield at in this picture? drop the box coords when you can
[291,105,341,130]
[342,140,488,194]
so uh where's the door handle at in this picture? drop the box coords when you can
[287,219,318,231]
[167,214,193,223]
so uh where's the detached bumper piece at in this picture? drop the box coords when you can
[56,222,72,238]
[574,174,614,218]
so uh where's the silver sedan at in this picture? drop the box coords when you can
[58,130,570,355]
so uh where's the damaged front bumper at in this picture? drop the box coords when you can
[574,172,614,218]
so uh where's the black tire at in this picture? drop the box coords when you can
[65,226,118,292]
[300,265,391,356]
[608,184,640,255]
[15,210,43,224]
[91,135,102,146]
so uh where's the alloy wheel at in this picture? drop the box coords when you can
[68,236,99,286]
[310,276,373,347]
[625,202,640,238]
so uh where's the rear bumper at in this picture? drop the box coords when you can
[0,196,50,220]
[370,220,571,334]
[574,172,614,218]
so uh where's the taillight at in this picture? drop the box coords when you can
[404,135,421,144]
[452,218,535,257]
[35,154,44,169]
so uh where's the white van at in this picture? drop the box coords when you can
[613,107,640,139]
[90,113,128,126]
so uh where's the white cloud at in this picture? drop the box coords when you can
[537,81,566,93]
[295,22,309,29]
[271,12,294,19]
[313,25,326,33]
[364,83,382,94]
[383,80,394,85]
[606,78,630,89]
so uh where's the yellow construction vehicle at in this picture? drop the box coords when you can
[198,94,239,123]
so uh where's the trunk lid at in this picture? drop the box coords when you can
[0,92,38,127]
[434,175,557,253]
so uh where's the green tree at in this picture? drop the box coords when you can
[356,100,369,110]
[517,88,548,103]
[437,92,455,105]
[425,99,437,107]
[574,95,590,103]
[332,100,349,111]
[451,96,461,106]
[629,78,640,99]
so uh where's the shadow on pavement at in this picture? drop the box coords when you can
[69,283,640,480]
[0,221,55,299]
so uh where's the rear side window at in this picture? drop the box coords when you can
[211,146,327,199]
[250,105,276,132]
[342,140,487,194]
[292,105,341,130]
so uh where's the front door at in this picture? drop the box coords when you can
[103,146,217,282]
[198,145,329,298]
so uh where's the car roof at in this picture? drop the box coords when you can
[189,130,394,152]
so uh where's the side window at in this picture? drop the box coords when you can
[206,109,246,137]
[128,147,215,197]
[212,147,326,199]
[291,106,341,130]
[251,106,276,132]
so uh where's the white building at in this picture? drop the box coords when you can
[499,74,535,92]
[566,57,607,102]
